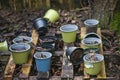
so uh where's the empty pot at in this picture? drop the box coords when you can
[33,18,48,36]
[84,19,99,33]
[44,9,60,23]
[60,24,78,43]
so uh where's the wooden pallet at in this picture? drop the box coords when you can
[3,27,107,80]
[3,29,39,80]
[81,27,106,79]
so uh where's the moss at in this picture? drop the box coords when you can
[110,12,120,34]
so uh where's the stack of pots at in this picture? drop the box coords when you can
[81,29,104,75]
[33,9,60,36]
[9,36,33,64]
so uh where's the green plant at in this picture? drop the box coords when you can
[110,12,120,34]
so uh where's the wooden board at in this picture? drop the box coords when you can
[19,29,39,79]
[80,27,106,79]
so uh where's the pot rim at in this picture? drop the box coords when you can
[81,37,101,46]
[84,19,99,26]
[34,51,52,59]
[60,24,78,32]
[83,33,101,39]
[13,36,33,44]
[9,43,30,52]
[83,53,104,63]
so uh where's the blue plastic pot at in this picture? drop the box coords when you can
[34,52,52,72]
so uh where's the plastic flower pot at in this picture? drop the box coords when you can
[82,37,101,49]
[66,47,84,65]
[33,18,48,36]
[34,51,52,72]
[83,33,101,39]
[9,43,30,64]
[83,53,104,75]
[60,24,78,43]
[44,9,60,23]
[84,19,99,33]
[0,40,8,52]
[13,36,33,45]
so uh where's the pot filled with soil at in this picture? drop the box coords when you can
[34,51,52,72]
[82,34,101,49]
[83,53,104,75]
[60,24,78,43]
[39,35,57,44]
[66,47,84,65]
[9,43,31,64]
[36,43,54,53]
[13,36,33,45]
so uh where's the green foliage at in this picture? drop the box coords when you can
[110,12,120,34]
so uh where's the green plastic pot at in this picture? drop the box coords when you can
[83,53,104,75]
[0,40,8,52]
[81,37,101,49]
[60,24,78,43]
[9,43,31,64]
[44,9,60,23]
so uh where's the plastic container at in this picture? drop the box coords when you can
[83,53,104,75]
[34,51,52,72]
[84,19,99,33]
[44,9,60,23]
[60,24,78,43]
[9,43,30,64]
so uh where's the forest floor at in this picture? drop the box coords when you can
[0,8,120,80]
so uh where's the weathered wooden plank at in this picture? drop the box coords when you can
[4,55,16,80]
[61,44,74,79]
[97,28,106,78]
[19,29,39,78]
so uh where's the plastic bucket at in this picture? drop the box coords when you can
[66,47,84,65]
[83,53,104,75]
[13,36,33,45]
[84,19,99,33]
[0,40,8,52]
[9,43,30,64]
[34,52,52,72]
[44,9,60,23]
[33,18,48,36]
[60,24,78,43]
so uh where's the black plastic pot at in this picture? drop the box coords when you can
[36,43,54,53]
[66,47,84,65]
[40,35,57,44]
[33,18,48,36]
